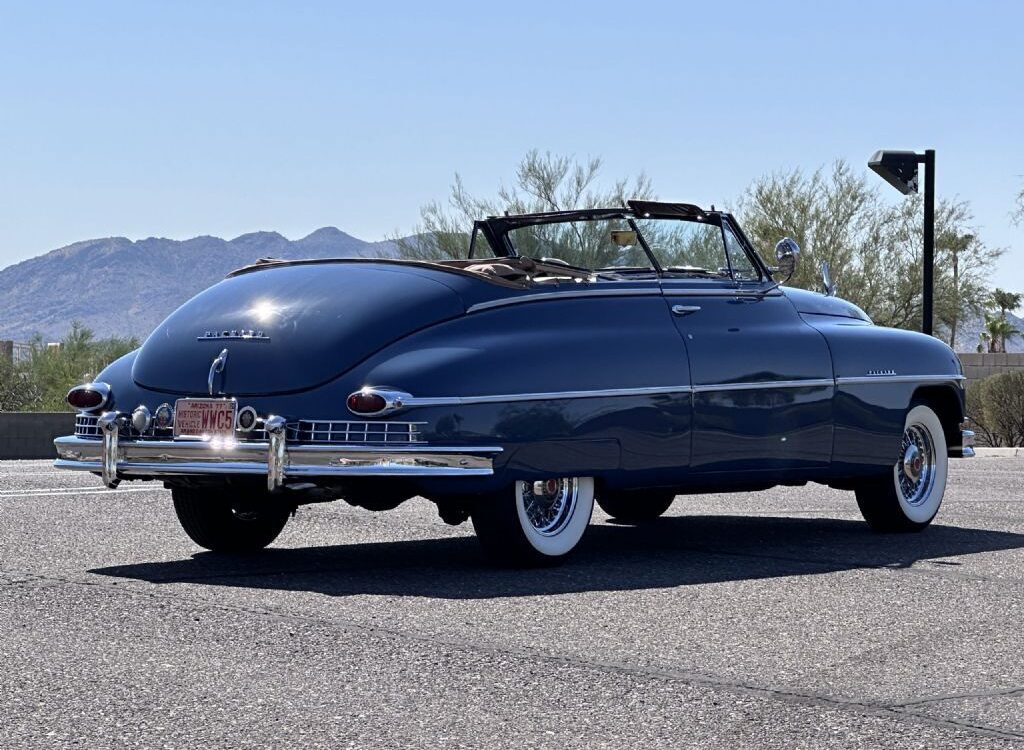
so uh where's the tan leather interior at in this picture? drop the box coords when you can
[439,256,590,284]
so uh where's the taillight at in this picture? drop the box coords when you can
[347,391,388,415]
[66,382,111,411]
[346,388,410,417]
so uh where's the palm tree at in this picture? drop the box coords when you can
[991,288,1023,319]
[981,313,1021,353]
[980,288,1023,353]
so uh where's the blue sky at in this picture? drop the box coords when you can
[1,0,1022,293]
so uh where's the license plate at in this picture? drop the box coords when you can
[173,399,237,440]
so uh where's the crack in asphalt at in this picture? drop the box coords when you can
[887,686,1024,709]
[4,568,1023,744]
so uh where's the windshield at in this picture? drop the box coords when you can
[503,216,759,279]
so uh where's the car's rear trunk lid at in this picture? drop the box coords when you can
[131,263,465,395]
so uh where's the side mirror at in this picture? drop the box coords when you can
[821,261,837,296]
[774,237,800,281]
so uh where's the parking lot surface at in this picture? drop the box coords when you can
[2,457,1023,749]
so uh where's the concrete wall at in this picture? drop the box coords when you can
[959,352,1024,386]
[0,412,75,460]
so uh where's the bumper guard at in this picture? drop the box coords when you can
[55,416,501,491]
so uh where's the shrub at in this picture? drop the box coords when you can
[976,371,1024,447]
[966,381,1002,447]
[0,322,138,413]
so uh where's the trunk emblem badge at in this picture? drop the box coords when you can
[197,329,269,341]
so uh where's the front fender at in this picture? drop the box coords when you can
[802,314,964,473]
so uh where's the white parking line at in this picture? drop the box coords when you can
[0,487,165,498]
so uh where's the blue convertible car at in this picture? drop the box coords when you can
[55,201,973,564]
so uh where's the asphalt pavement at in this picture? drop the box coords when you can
[2,457,1023,749]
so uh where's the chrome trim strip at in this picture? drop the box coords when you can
[836,374,966,385]
[467,288,662,313]
[403,385,694,407]
[53,436,501,482]
[661,287,782,298]
[691,378,835,393]
[372,374,965,410]
[404,380,835,406]
[467,286,782,313]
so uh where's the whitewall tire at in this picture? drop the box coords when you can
[471,477,595,565]
[855,404,948,532]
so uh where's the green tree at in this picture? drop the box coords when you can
[976,289,1023,352]
[978,313,1020,353]
[738,161,1002,340]
[395,150,654,261]
[0,355,37,411]
[13,322,139,412]
[980,372,1024,446]
[990,288,1023,318]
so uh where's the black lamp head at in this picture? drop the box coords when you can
[868,150,921,195]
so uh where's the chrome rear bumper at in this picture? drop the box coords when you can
[54,429,501,491]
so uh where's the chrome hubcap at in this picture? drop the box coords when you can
[521,478,579,536]
[898,424,935,506]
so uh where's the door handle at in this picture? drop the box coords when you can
[671,304,701,316]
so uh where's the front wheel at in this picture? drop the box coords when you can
[471,477,594,566]
[855,404,948,532]
[172,487,293,552]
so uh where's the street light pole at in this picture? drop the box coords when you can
[868,149,936,336]
[922,149,935,336]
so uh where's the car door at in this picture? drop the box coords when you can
[661,255,834,475]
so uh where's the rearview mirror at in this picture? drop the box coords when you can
[774,238,799,281]
[611,229,637,247]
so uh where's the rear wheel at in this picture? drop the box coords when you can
[855,404,948,532]
[471,477,594,566]
[596,490,675,523]
[172,487,292,552]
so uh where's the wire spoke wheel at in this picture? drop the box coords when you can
[897,423,936,507]
[521,478,579,536]
[471,477,594,565]
[855,403,948,532]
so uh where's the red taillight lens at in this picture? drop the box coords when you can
[347,391,388,415]
[66,383,110,411]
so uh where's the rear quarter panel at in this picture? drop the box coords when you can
[347,295,694,487]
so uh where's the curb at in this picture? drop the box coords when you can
[971,447,1023,458]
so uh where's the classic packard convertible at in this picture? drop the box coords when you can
[55,201,973,564]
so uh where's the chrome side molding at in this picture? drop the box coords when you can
[353,374,965,410]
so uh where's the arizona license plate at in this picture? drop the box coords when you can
[173,399,237,440]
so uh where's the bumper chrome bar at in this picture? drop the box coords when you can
[54,434,501,490]
[949,427,976,459]
[959,428,976,458]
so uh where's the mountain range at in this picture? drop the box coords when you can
[0,229,1020,353]
[0,228,397,342]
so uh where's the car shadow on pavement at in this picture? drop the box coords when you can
[89,515,1024,600]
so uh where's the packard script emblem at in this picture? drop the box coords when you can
[197,329,270,342]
